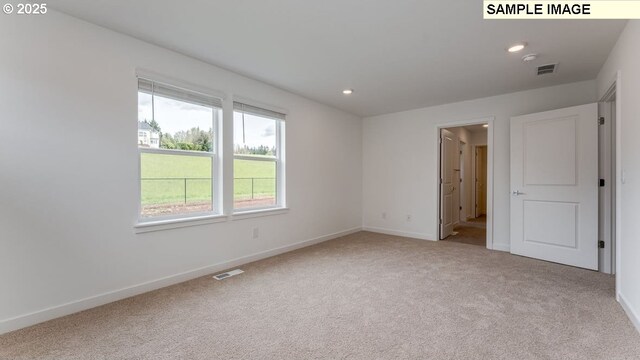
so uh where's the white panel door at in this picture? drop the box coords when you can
[440,129,457,239]
[510,103,598,270]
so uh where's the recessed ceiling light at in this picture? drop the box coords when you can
[522,53,538,62]
[507,43,527,53]
[342,89,354,95]
[482,124,489,128]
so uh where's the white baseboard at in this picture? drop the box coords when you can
[362,226,435,241]
[618,292,640,334]
[491,242,510,252]
[0,227,362,335]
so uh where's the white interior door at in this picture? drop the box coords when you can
[510,103,598,270]
[440,129,457,239]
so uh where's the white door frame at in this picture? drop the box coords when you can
[436,117,494,249]
[598,93,616,274]
[600,71,622,295]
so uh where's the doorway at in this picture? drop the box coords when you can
[439,123,490,247]
[599,81,617,275]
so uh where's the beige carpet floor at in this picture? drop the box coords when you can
[1,231,639,359]
[445,225,487,247]
[466,215,487,225]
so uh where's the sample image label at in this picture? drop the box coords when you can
[484,1,640,19]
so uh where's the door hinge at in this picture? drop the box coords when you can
[598,117,605,125]
[599,179,605,187]
[440,178,443,184]
[598,240,605,249]
[439,219,443,224]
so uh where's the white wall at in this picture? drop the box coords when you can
[0,11,362,333]
[596,20,640,333]
[362,80,597,247]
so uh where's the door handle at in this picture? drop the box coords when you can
[512,190,525,196]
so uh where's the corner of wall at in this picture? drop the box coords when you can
[618,292,640,334]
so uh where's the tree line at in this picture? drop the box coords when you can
[234,144,276,156]
[142,119,213,152]
[142,119,275,155]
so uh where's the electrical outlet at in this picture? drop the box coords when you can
[252,227,259,239]
[406,214,412,222]
[381,212,387,220]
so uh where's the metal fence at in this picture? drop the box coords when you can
[233,177,276,200]
[141,177,275,203]
[141,177,210,204]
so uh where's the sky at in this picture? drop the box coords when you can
[233,112,276,149]
[138,92,276,149]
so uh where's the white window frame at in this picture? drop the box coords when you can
[232,102,286,213]
[136,76,223,224]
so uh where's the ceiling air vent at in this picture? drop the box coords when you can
[536,63,557,75]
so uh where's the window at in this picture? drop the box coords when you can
[137,78,222,220]
[233,102,285,211]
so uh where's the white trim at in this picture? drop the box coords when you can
[363,226,435,241]
[233,154,277,162]
[435,117,495,250]
[214,108,224,215]
[618,292,640,335]
[277,119,287,208]
[134,214,228,233]
[139,147,214,157]
[135,68,227,100]
[137,74,221,223]
[232,94,289,116]
[598,71,622,300]
[222,97,235,219]
[232,112,285,212]
[614,71,622,302]
[231,207,289,220]
[491,243,510,252]
[0,227,362,335]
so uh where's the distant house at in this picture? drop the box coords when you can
[138,121,160,148]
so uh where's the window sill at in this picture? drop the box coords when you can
[135,214,228,233]
[231,207,289,221]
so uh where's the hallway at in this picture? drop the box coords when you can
[444,215,486,247]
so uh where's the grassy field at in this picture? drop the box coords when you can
[140,152,276,206]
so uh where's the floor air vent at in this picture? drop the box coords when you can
[537,63,557,75]
[213,269,244,280]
